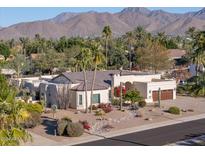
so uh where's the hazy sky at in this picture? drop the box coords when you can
[0,7,203,27]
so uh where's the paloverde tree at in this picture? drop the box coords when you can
[7,54,30,77]
[102,26,112,69]
[136,39,172,73]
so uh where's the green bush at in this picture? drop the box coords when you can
[22,112,41,128]
[25,103,43,114]
[57,120,69,136]
[138,101,146,108]
[37,101,45,108]
[168,106,180,115]
[177,86,185,94]
[66,122,84,137]
[124,90,143,104]
[0,43,10,59]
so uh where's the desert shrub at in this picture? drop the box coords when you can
[98,103,113,113]
[37,101,45,108]
[66,122,84,137]
[95,109,105,116]
[138,101,146,108]
[25,103,43,114]
[168,106,180,115]
[57,120,69,136]
[61,117,72,123]
[22,112,41,128]
[102,106,113,113]
[89,105,98,110]
[111,99,120,106]
[57,117,72,136]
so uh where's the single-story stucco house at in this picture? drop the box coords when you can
[39,70,176,110]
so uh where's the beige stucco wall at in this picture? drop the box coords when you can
[69,90,77,109]
[133,82,148,98]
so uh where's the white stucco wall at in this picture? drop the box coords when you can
[76,88,110,110]
[113,74,161,87]
[133,80,176,103]
[147,80,176,102]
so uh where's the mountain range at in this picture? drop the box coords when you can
[1,7,205,40]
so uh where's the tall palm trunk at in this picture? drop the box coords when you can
[129,44,132,71]
[83,69,88,113]
[90,64,97,113]
[105,38,108,70]
[196,54,199,85]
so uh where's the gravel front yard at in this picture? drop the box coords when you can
[28,96,205,144]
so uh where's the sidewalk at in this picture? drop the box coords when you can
[24,132,60,146]
[26,113,205,146]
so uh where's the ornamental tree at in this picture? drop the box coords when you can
[124,90,143,104]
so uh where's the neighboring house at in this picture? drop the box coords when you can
[39,70,176,110]
[168,49,186,62]
[168,49,192,82]
[11,75,58,100]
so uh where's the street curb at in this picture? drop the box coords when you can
[66,113,205,145]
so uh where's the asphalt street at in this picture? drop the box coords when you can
[76,118,205,146]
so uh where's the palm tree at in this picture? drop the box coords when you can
[76,47,92,113]
[102,26,112,69]
[90,42,105,112]
[19,37,29,55]
[125,31,135,71]
[189,30,205,84]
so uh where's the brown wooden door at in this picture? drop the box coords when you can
[152,91,159,101]
[152,90,173,101]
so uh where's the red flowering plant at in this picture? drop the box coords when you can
[98,103,113,113]
[79,120,91,130]
[114,86,126,97]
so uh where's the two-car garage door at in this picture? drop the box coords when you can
[152,90,173,101]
